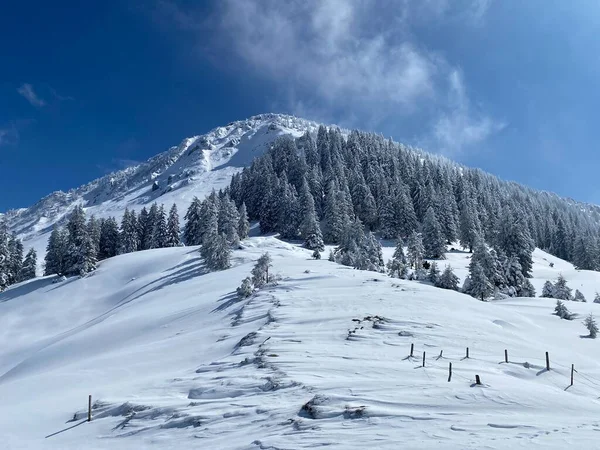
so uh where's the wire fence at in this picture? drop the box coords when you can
[401,341,600,394]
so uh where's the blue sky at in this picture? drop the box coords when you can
[2,0,599,211]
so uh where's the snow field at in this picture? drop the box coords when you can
[2,237,600,448]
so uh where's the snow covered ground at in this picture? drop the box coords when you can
[2,237,600,449]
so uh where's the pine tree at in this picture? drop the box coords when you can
[407,231,424,269]
[387,238,409,279]
[504,255,526,297]
[151,204,168,248]
[0,223,11,290]
[218,194,241,246]
[520,278,536,298]
[553,274,572,300]
[361,232,384,272]
[594,292,600,304]
[554,300,573,320]
[137,207,152,250]
[495,208,534,277]
[237,277,254,298]
[437,265,460,291]
[166,204,181,247]
[458,199,481,252]
[201,231,231,271]
[183,197,203,246]
[299,181,324,251]
[87,215,101,256]
[98,217,120,260]
[584,313,598,338]
[251,252,273,288]
[7,233,23,285]
[63,205,96,275]
[574,289,587,302]
[238,203,250,240]
[119,208,140,254]
[428,261,440,284]
[44,226,68,276]
[16,247,36,282]
[542,280,555,298]
[465,262,493,301]
[422,207,446,259]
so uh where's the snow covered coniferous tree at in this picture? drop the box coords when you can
[183,197,203,246]
[19,248,37,282]
[594,292,600,304]
[238,202,250,241]
[407,231,424,269]
[553,274,572,300]
[251,252,272,288]
[437,265,460,291]
[119,208,140,254]
[237,277,253,298]
[428,261,440,285]
[422,207,446,259]
[584,313,598,338]
[542,280,555,298]
[554,300,573,320]
[44,226,68,276]
[165,204,181,247]
[98,217,119,260]
[202,232,231,271]
[574,289,586,302]
[465,262,493,301]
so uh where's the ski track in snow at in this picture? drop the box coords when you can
[2,237,600,448]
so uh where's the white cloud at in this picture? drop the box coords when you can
[427,70,505,154]
[17,83,45,107]
[156,0,502,153]
[0,124,20,147]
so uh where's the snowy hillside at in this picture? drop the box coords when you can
[2,237,600,449]
[2,114,317,257]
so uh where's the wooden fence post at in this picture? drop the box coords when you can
[88,395,92,422]
[410,343,414,358]
[422,351,426,367]
[546,352,550,371]
[571,364,574,386]
[448,362,452,382]
[466,347,469,359]
[504,349,508,363]
[475,375,481,385]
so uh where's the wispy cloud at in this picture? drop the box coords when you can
[0,126,19,147]
[426,70,506,154]
[154,0,501,153]
[17,83,46,107]
[49,87,74,102]
[0,120,33,148]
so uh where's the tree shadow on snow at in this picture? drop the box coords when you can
[0,277,63,302]
[127,257,208,303]
[211,293,240,313]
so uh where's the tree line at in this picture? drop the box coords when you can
[229,127,600,274]
[0,223,36,291]
[43,189,250,277]
[43,202,181,277]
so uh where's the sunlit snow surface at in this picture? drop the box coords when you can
[2,237,600,449]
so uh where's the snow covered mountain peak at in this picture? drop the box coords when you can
[3,114,319,249]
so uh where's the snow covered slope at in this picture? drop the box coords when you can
[2,237,600,449]
[2,114,317,257]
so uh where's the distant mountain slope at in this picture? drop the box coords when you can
[2,114,317,256]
